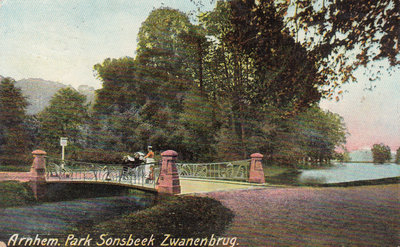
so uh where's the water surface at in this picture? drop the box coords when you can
[0,194,154,241]
[266,163,400,185]
[299,163,400,184]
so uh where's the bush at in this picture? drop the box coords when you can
[0,153,32,169]
[75,195,234,244]
[67,148,126,164]
[0,181,36,208]
[371,143,391,164]
[0,165,30,172]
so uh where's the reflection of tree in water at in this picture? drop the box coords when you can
[0,195,154,240]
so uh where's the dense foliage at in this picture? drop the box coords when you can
[75,196,234,245]
[85,5,347,166]
[371,143,392,164]
[192,0,400,96]
[38,88,88,154]
[281,0,399,93]
[8,2,352,167]
[271,106,347,167]
[395,147,400,164]
[0,181,35,208]
[0,78,30,166]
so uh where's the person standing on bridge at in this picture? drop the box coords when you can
[144,146,154,162]
[144,146,155,182]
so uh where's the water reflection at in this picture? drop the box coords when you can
[0,194,154,241]
[300,163,400,184]
[266,163,400,185]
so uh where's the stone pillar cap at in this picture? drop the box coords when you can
[161,150,178,157]
[32,150,47,155]
[251,153,263,158]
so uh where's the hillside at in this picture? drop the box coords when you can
[349,149,396,162]
[349,149,373,162]
[9,78,95,115]
[15,78,68,115]
[0,76,95,115]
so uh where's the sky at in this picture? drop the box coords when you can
[0,0,399,152]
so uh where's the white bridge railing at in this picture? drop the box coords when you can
[176,159,251,181]
[45,157,160,188]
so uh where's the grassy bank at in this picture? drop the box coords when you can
[74,195,234,245]
[263,165,293,177]
[0,181,36,208]
[315,176,400,187]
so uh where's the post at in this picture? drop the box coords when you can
[249,153,265,183]
[29,150,47,200]
[62,146,65,161]
[156,150,181,194]
[60,137,67,168]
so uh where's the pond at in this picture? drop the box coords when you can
[0,194,155,241]
[267,163,400,185]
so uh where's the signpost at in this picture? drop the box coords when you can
[60,137,68,168]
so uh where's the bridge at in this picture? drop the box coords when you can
[0,150,267,199]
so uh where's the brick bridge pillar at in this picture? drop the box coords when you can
[29,150,47,200]
[249,153,265,184]
[156,150,181,194]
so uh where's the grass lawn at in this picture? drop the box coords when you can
[263,165,293,177]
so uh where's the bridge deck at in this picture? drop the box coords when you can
[179,178,270,194]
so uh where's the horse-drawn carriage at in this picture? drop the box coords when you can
[122,152,156,182]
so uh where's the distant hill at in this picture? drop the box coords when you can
[349,149,396,162]
[15,78,68,115]
[349,150,373,162]
[0,76,95,115]
[77,85,95,106]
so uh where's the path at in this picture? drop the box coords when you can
[204,184,400,246]
[179,178,271,194]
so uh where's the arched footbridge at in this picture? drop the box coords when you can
[1,150,267,199]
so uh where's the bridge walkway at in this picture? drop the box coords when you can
[179,178,271,194]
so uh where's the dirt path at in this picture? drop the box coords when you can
[204,184,400,247]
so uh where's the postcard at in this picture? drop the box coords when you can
[0,0,398,246]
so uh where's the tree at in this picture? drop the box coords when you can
[192,0,400,95]
[394,147,400,164]
[0,78,30,166]
[93,57,141,115]
[179,87,221,161]
[38,88,88,153]
[282,0,400,93]
[198,0,324,158]
[335,149,351,163]
[91,8,206,154]
[136,7,197,110]
[371,143,391,164]
[272,106,347,167]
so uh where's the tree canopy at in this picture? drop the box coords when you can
[283,0,399,94]
[38,87,88,153]
[0,78,30,165]
[192,0,400,96]
[371,143,391,164]
[88,5,348,165]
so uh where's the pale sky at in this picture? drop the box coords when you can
[0,0,399,151]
